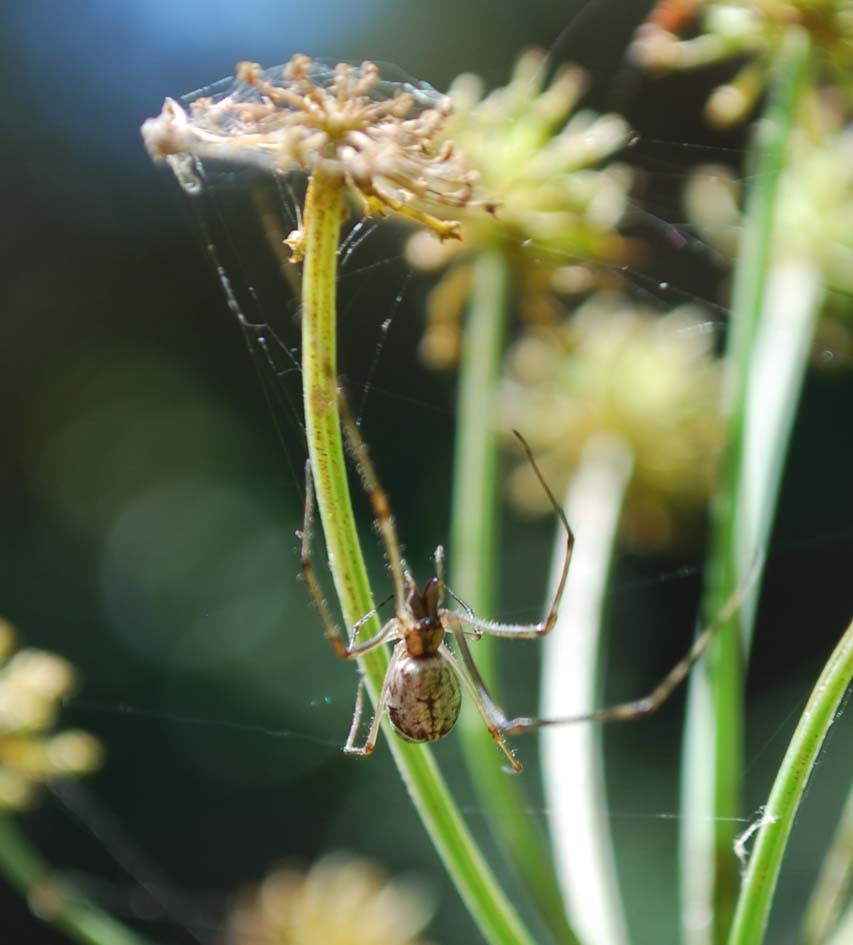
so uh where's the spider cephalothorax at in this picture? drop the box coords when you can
[401,578,444,657]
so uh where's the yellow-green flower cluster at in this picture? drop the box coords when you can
[227,853,436,945]
[499,295,722,549]
[686,105,853,363]
[686,105,853,289]
[0,619,101,808]
[142,54,489,256]
[774,119,853,289]
[406,48,635,368]
[631,0,853,126]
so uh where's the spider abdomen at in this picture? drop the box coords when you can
[386,648,461,743]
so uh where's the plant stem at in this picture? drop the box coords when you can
[541,435,634,945]
[680,30,812,945]
[0,815,155,945]
[801,785,853,945]
[452,247,580,945]
[727,618,853,945]
[825,902,853,945]
[300,174,538,945]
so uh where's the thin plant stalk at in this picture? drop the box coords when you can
[452,247,580,945]
[801,785,853,945]
[825,902,853,945]
[541,434,634,945]
[680,30,812,945]
[727,618,853,945]
[0,815,156,945]
[300,173,538,945]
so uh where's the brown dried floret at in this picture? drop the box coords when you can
[142,55,492,254]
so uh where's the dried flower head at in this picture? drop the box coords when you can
[499,295,722,549]
[405,48,636,368]
[631,0,853,126]
[142,54,487,256]
[227,852,436,945]
[0,619,102,809]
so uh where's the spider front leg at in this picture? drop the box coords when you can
[497,560,761,736]
[448,430,575,642]
[300,458,399,659]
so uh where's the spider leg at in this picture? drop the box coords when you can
[438,638,522,773]
[345,678,367,750]
[450,431,575,640]
[499,560,761,735]
[441,585,483,639]
[348,591,395,648]
[434,547,483,636]
[337,388,411,615]
[343,644,403,756]
[300,458,401,659]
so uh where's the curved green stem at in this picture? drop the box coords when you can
[300,175,537,945]
[801,784,853,945]
[452,247,580,945]
[680,30,812,945]
[541,435,634,945]
[0,815,156,945]
[727,618,853,945]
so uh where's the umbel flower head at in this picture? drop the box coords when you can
[687,107,853,290]
[227,852,436,945]
[405,48,636,368]
[499,295,722,549]
[631,0,853,126]
[685,102,853,363]
[0,619,101,808]
[142,54,489,257]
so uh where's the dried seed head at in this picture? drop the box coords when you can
[631,1,853,127]
[142,55,486,242]
[499,295,723,550]
[404,48,636,369]
[227,852,436,945]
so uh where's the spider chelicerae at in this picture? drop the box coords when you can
[300,391,750,774]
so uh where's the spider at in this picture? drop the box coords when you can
[300,391,751,774]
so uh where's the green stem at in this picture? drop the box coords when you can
[300,175,538,945]
[825,902,853,945]
[452,247,580,945]
[0,815,156,945]
[801,784,853,945]
[541,435,634,945]
[727,619,853,945]
[680,30,812,945]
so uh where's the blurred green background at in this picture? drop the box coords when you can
[1,2,852,943]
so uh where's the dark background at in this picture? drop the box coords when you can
[1,2,851,943]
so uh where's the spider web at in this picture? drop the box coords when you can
[78,123,851,945]
[10,4,853,945]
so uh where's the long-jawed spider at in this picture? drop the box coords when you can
[300,389,752,774]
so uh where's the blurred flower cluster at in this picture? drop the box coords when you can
[142,54,489,254]
[406,48,636,368]
[632,0,853,126]
[685,100,853,361]
[498,295,723,549]
[227,853,436,945]
[0,619,101,809]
